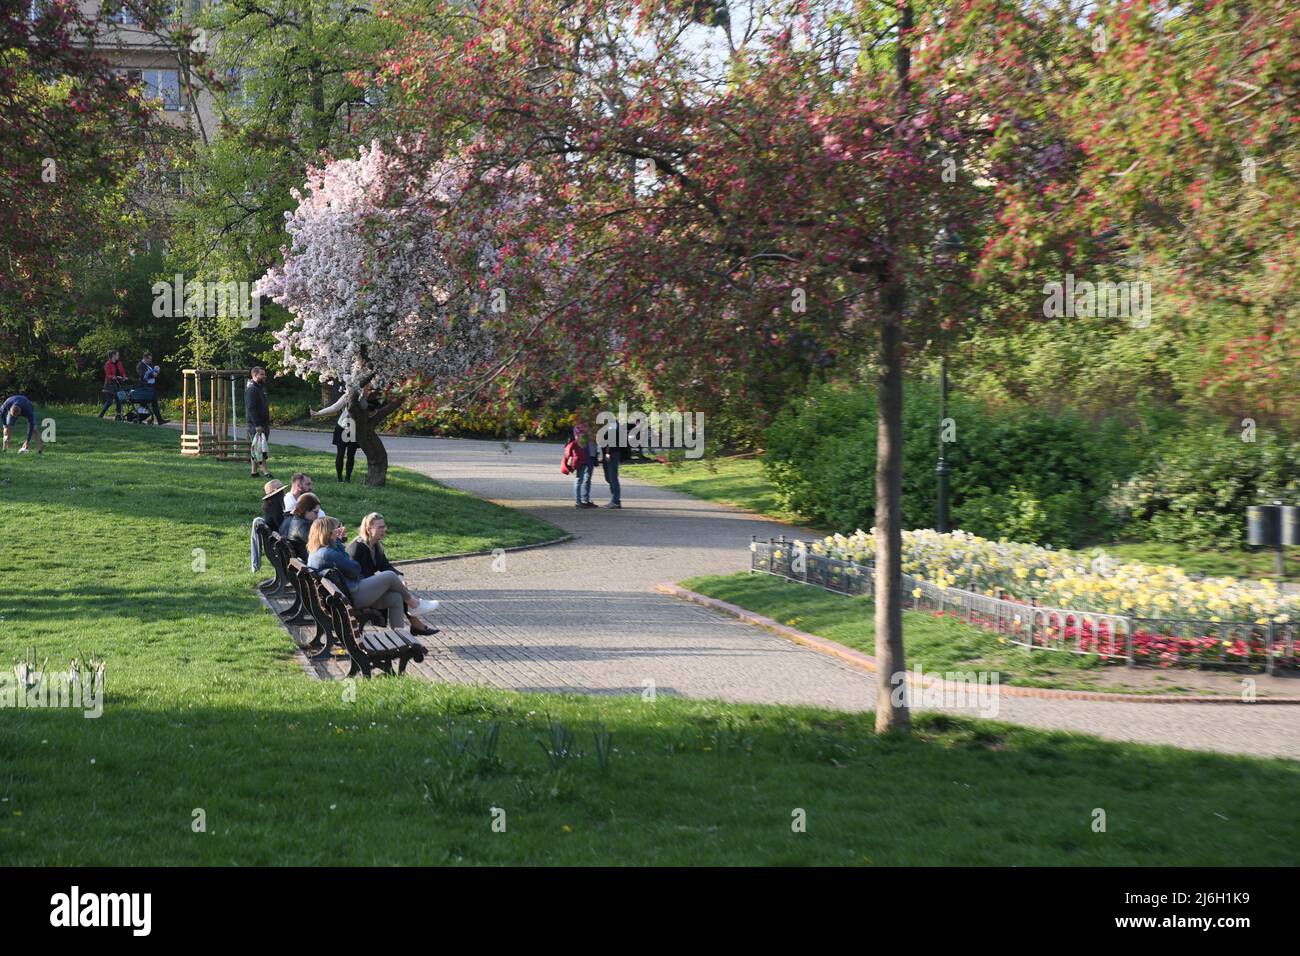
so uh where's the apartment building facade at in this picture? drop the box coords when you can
[67,1,220,137]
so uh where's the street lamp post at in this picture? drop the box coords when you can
[935,226,961,536]
[936,349,950,533]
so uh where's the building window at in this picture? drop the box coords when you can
[105,1,183,26]
[106,4,139,25]
[117,68,184,111]
[224,68,257,108]
[144,69,183,111]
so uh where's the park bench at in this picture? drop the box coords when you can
[318,575,426,678]
[285,558,333,656]
[274,537,314,624]
[260,527,308,603]
[256,523,289,595]
[281,559,388,657]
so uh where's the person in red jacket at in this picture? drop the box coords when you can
[98,349,128,420]
[562,424,599,508]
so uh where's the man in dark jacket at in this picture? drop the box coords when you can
[1,394,41,453]
[135,351,167,425]
[245,366,272,478]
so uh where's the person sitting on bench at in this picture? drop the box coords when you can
[307,516,438,629]
[278,492,320,561]
[262,478,287,531]
[347,512,437,636]
[283,472,326,517]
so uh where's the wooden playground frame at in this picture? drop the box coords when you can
[180,368,251,461]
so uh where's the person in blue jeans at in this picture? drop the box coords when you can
[1,394,41,453]
[601,439,622,509]
[564,424,599,508]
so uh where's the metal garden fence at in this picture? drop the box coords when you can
[749,536,1298,674]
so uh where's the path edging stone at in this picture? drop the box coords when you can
[656,584,1300,706]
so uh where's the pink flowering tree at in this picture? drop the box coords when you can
[369,0,1090,730]
[256,141,544,484]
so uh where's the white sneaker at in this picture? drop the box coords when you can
[413,599,440,616]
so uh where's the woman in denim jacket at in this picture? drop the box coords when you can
[307,516,438,628]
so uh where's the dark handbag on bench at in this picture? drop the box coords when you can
[320,566,385,625]
[319,567,349,592]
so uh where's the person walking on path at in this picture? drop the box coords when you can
[245,366,272,478]
[98,350,128,420]
[563,424,599,508]
[601,433,626,509]
[1,394,42,453]
[134,352,167,425]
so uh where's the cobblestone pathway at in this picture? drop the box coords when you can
[271,428,1300,761]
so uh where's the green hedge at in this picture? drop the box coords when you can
[1109,423,1300,549]
[762,380,1136,547]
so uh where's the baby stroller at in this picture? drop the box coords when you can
[121,383,159,424]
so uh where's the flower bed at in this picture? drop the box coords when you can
[770,529,1300,670]
[814,528,1300,624]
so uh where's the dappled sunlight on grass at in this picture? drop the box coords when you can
[0,414,1296,865]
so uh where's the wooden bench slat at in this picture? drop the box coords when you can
[362,632,396,654]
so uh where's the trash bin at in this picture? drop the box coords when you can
[1282,505,1300,547]
[1248,505,1279,547]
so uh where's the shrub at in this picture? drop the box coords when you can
[1109,424,1300,549]
[763,379,1131,547]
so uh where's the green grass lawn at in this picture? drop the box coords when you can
[682,572,1226,695]
[628,455,821,528]
[1104,541,1300,583]
[1,413,1298,865]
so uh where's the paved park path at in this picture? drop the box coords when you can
[276,428,1300,761]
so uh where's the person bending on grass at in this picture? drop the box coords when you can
[277,492,320,561]
[307,516,438,629]
[1,395,41,453]
[347,512,437,636]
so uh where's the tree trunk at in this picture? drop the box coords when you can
[874,315,910,733]
[351,395,388,487]
[871,0,914,735]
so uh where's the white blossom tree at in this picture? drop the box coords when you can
[256,141,504,484]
